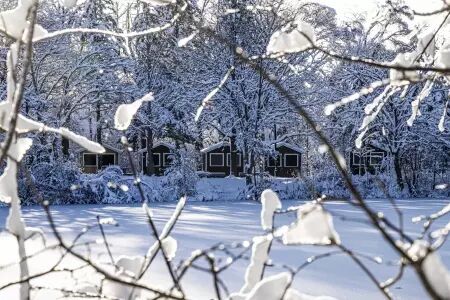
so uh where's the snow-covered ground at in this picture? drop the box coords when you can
[0,198,449,299]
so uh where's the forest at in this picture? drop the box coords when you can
[0,0,449,299]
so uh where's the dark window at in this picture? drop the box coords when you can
[141,138,147,149]
[369,152,384,166]
[99,154,115,168]
[352,153,361,165]
[83,154,97,166]
[226,153,241,167]
[267,155,282,167]
[209,153,224,166]
[284,154,299,167]
[164,153,175,166]
[153,153,160,166]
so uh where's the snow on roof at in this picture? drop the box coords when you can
[77,143,122,153]
[153,141,175,149]
[274,142,303,153]
[200,141,230,153]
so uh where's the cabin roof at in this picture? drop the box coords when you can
[200,141,230,153]
[138,141,175,153]
[274,142,303,153]
[77,143,121,154]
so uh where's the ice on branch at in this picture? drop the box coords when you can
[161,236,178,261]
[240,235,272,293]
[406,80,434,127]
[0,101,45,133]
[402,240,450,298]
[195,67,234,122]
[438,99,448,132]
[178,31,197,47]
[267,21,315,55]
[281,203,340,245]
[0,0,48,40]
[59,127,105,153]
[355,87,398,148]
[1,137,32,162]
[260,189,281,230]
[389,53,419,82]
[114,93,154,130]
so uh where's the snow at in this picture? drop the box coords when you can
[280,203,341,245]
[114,93,154,130]
[161,236,177,261]
[389,53,419,81]
[0,0,48,40]
[178,32,197,47]
[236,234,272,295]
[1,199,450,299]
[200,141,229,153]
[245,272,291,300]
[195,67,235,122]
[267,21,315,55]
[140,0,176,6]
[261,189,282,230]
[59,127,105,153]
[401,240,450,298]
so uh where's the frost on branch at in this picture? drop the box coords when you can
[389,53,419,82]
[114,93,154,130]
[402,240,450,298]
[0,0,48,40]
[267,21,315,55]
[281,202,340,245]
[260,189,281,230]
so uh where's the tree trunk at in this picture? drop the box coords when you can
[230,134,238,177]
[145,129,155,175]
[61,137,70,158]
[393,153,403,190]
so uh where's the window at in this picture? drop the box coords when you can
[369,152,384,166]
[284,154,299,167]
[352,153,361,166]
[83,153,97,166]
[226,153,241,167]
[209,153,224,167]
[99,154,115,168]
[141,138,147,149]
[267,155,282,167]
[164,153,175,166]
[153,153,160,167]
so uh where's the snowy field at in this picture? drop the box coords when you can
[0,198,449,299]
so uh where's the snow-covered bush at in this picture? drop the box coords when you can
[18,160,81,205]
[162,149,199,198]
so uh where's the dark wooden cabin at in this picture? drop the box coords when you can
[142,142,175,176]
[350,145,387,175]
[201,142,244,177]
[79,145,120,174]
[265,142,302,177]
